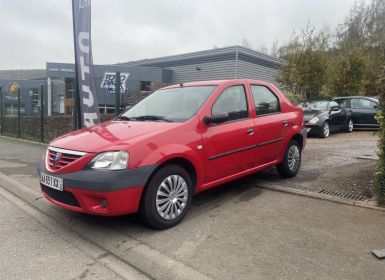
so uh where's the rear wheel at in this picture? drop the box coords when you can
[320,121,330,138]
[277,140,301,178]
[346,119,354,132]
[139,164,193,229]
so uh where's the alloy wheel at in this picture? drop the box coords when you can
[323,122,330,137]
[156,175,188,220]
[348,119,354,132]
[288,145,300,171]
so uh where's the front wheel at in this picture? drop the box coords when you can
[139,164,193,229]
[320,121,330,138]
[276,140,301,178]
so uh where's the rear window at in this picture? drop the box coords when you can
[250,85,280,116]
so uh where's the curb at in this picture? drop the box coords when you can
[0,173,214,280]
[256,180,385,212]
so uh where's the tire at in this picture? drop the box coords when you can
[346,118,354,133]
[276,140,301,178]
[320,121,330,138]
[139,164,193,229]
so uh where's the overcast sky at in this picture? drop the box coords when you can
[0,0,366,70]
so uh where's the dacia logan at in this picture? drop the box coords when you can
[38,79,306,229]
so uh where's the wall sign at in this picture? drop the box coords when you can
[100,72,130,95]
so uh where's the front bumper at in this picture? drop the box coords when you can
[305,124,322,136]
[37,161,158,216]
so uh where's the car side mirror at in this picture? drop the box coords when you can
[203,114,230,125]
[374,105,378,109]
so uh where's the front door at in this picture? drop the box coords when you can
[203,85,255,183]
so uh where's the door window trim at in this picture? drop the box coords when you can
[210,84,250,125]
[250,84,281,117]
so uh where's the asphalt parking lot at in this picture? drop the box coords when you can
[0,132,384,280]
[257,130,379,199]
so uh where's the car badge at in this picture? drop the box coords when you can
[52,153,62,165]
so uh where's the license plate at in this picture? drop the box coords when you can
[40,172,63,191]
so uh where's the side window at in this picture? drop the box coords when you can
[251,85,280,116]
[351,99,375,109]
[351,99,360,108]
[335,99,349,108]
[368,101,377,109]
[212,85,248,122]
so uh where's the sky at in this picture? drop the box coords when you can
[0,0,367,70]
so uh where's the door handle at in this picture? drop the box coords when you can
[247,128,254,135]
[282,120,289,126]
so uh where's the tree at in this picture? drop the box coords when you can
[276,23,330,100]
[327,47,369,96]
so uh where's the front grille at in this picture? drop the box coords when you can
[42,185,80,207]
[47,147,85,171]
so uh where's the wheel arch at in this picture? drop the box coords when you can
[145,157,198,193]
[291,133,304,150]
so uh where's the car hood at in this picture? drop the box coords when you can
[303,110,323,122]
[49,120,179,153]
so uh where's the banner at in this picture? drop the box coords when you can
[72,0,100,128]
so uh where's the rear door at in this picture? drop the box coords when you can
[250,84,288,166]
[202,85,256,183]
[351,98,378,125]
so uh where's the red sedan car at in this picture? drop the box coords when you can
[38,79,306,229]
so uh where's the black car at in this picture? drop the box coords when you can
[301,100,351,138]
[333,96,379,129]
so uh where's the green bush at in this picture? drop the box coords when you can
[376,100,385,205]
[285,93,307,105]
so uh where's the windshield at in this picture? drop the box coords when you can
[121,86,216,122]
[301,101,329,111]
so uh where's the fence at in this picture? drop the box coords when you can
[0,86,116,143]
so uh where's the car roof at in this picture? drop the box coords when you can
[162,79,273,89]
[334,96,379,102]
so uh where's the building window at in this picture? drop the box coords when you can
[30,88,40,114]
[5,104,25,116]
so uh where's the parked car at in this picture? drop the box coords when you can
[333,96,379,129]
[301,100,351,138]
[38,80,306,229]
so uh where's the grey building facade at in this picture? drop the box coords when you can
[0,46,281,117]
[121,46,282,85]
[0,63,172,116]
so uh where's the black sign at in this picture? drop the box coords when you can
[72,0,100,128]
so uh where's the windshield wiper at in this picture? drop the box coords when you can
[115,115,137,121]
[133,115,173,122]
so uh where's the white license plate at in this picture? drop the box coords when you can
[40,172,63,191]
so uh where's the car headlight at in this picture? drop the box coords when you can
[89,151,129,170]
[308,117,320,125]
